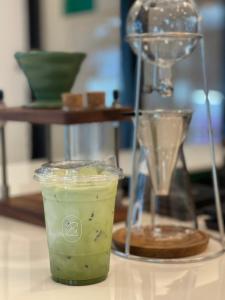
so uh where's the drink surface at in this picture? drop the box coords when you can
[41,166,118,285]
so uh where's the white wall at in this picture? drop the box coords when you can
[0,0,29,162]
[40,0,120,160]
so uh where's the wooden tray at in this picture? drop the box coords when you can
[113,225,209,259]
[0,194,45,226]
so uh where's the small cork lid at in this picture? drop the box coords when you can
[62,93,83,111]
[87,92,105,109]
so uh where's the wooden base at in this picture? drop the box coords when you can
[113,225,209,259]
[0,193,127,226]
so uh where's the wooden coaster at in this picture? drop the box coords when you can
[112,225,209,259]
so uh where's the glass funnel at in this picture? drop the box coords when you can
[138,110,192,196]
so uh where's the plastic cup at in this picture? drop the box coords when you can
[34,160,123,285]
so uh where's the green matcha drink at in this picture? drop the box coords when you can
[34,161,122,285]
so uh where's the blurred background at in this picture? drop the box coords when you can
[0,0,224,167]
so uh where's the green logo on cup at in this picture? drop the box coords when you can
[62,215,82,243]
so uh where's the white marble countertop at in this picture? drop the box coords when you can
[0,216,225,300]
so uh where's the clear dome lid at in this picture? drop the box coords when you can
[34,160,123,185]
[127,0,201,67]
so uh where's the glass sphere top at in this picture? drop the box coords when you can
[127,0,201,67]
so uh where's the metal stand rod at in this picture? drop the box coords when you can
[200,38,225,246]
[180,145,198,230]
[125,40,143,256]
[150,190,157,229]
[45,125,52,162]
[134,147,147,227]
[0,126,9,201]
[114,124,120,167]
[64,126,72,161]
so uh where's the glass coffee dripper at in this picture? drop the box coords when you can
[112,0,225,262]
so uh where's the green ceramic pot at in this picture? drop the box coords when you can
[15,51,86,108]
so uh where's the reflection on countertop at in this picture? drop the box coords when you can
[0,216,225,300]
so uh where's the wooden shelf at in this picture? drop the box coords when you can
[0,106,133,125]
[0,106,131,225]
